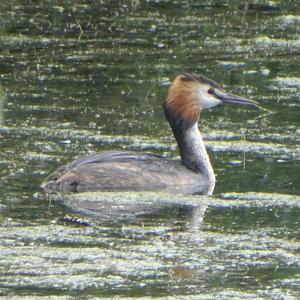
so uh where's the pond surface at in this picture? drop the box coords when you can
[0,0,299,298]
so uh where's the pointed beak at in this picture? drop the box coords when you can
[214,88,258,106]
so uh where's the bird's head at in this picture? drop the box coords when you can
[164,73,258,130]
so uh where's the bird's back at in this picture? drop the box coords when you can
[41,151,212,195]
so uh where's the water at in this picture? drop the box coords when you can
[0,0,299,298]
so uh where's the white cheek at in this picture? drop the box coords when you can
[197,88,222,109]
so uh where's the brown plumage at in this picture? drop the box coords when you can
[166,76,202,126]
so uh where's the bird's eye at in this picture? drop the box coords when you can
[208,88,214,94]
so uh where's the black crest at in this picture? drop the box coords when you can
[181,73,221,89]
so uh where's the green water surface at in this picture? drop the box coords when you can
[0,0,299,298]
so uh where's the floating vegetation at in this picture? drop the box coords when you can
[39,191,300,227]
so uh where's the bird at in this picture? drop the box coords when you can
[41,73,258,195]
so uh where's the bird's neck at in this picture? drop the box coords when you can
[164,102,215,194]
[173,122,216,187]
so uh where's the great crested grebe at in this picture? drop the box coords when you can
[41,73,258,195]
